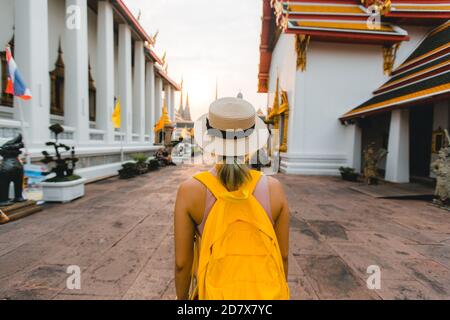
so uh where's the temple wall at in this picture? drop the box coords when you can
[269,26,431,175]
[88,6,98,88]
[0,0,14,110]
[48,0,66,73]
[0,0,176,182]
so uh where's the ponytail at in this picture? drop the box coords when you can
[217,159,251,191]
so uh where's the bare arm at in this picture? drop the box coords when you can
[174,181,196,300]
[269,177,290,280]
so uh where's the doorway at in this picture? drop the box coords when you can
[410,105,433,178]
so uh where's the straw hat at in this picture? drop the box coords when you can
[194,97,269,157]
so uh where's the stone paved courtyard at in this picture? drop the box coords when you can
[0,164,449,300]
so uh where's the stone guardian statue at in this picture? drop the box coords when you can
[0,134,26,206]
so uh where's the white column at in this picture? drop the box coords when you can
[347,123,362,173]
[118,24,133,143]
[170,86,176,122]
[145,61,155,143]
[14,0,50,147]
[65,0,90,144]
[154,76,163,123]
[385,109,410,183]
[96,1,114,143]
[133,41,145,142]
[164,84,170,115]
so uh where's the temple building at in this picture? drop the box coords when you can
[0,0,181,181]
[259,0,450,183]
[174,88,194,141]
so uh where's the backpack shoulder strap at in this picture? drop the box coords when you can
[194,170,263,200]
[194,171,228,199]
[245,170,263,195]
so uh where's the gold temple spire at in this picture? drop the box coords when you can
[184,93,192,122]
[154,98,172,132]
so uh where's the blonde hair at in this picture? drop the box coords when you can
[217,159,251,191]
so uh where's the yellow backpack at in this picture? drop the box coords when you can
[191,170,290,300]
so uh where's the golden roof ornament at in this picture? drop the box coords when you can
[150,30,159,47]
[383,43,400,75]
[161,51,167,67]
[295,34,310,72]
[361,0,391,15]
[154,99,172,132]
[271,0,289,31]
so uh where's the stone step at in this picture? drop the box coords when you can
[7,205,42,222]
[0,200,38,214]
[0,200,43,224]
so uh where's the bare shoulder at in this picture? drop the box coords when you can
[267,176,288,222]
[176,177,206,225]
[267,176,286,196]
[177,177,205,198]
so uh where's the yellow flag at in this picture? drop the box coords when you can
[112,98,121,129]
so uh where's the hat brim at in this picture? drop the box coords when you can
[194,114,270,157]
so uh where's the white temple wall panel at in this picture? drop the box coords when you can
[347,124,362,174]
[96,0,115,143]
[87,7,98,85]
[385,109,410,183]
[155,77,163,125]
[14,0,51,147]
[118,24,133,143]
[64,0,90,144]
[0,0,14,102]
[133,40,145,142]
[145,62,156,142]
[0,0,13,46]
[0,0,13,119]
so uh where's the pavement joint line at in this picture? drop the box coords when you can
[122,225,172,298]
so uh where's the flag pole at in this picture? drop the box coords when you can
[17,98,31,165]
[120,133,124,163]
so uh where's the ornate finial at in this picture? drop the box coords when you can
[383,43,400,75]
[295,35,310,72]
[58,37,63,54]
[150,30,159,47]
[55,37,64,68]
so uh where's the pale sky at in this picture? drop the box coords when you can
[124,0,267,120]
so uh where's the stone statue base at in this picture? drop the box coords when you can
[431,199,450,211]
[0,200,42,225]
[0,210,9,224]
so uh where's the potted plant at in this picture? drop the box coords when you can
[339,167,359,182]
[147,159,160,172]
[118,162,138,179]
[132,153,149,175]
[40,124,86,203]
